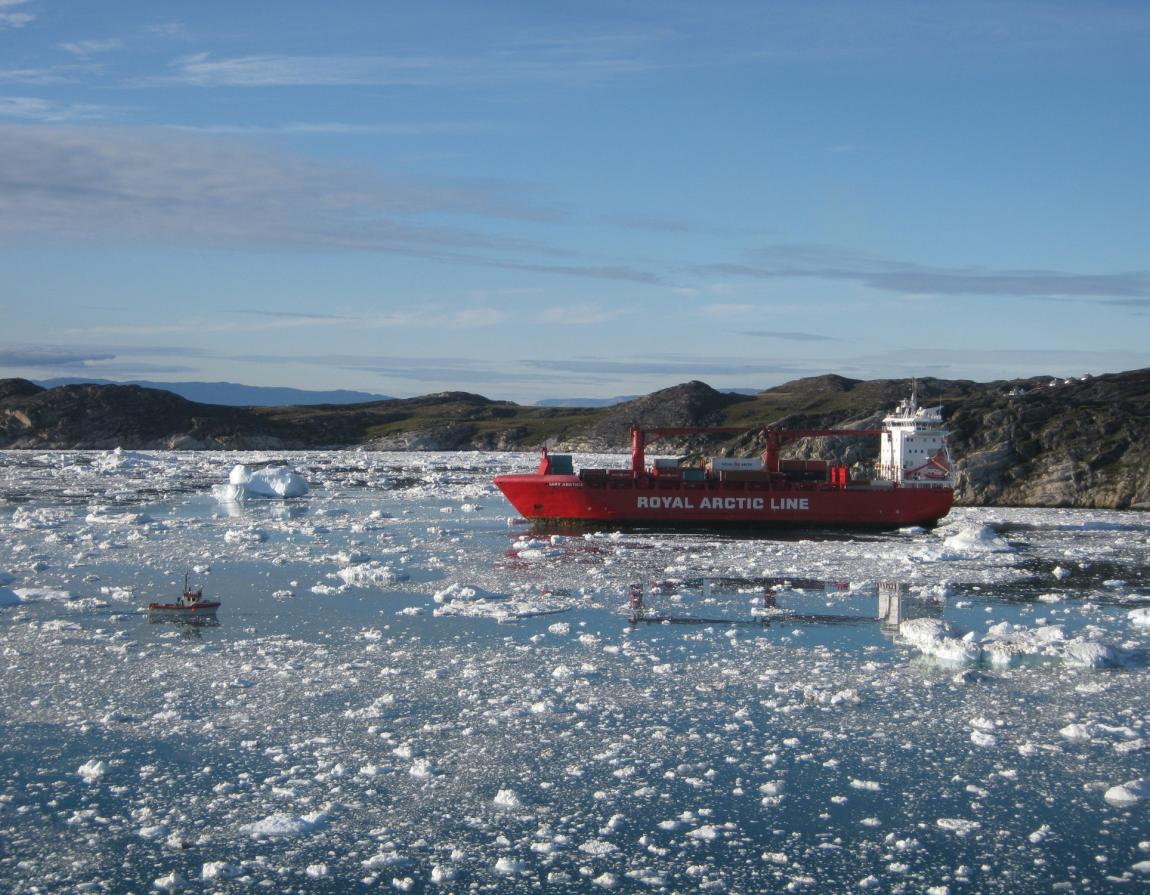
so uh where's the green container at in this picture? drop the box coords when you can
[549,454,574,475]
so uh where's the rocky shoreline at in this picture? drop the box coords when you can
[3,369,1149,510]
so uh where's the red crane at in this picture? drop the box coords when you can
[629,425,883,476]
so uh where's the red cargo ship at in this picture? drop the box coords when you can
[494,393,954,529]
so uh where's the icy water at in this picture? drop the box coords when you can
[2,450,1149,894]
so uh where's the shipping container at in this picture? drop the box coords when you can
[778,459,828,473]
[548,454,574,475]
[709,457,764,471]
[719,470,774,482]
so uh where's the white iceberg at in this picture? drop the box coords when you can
[213,464,309,501]
[1128,607,1150,627]
[240,810,329,838]
[899,618,981,665]
[337,562,409,587]
[1104,779,1148,806]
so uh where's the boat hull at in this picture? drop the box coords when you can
[147,602,221,612]
[494,474,953,529]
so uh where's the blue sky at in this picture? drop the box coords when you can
[1,1,1147,402]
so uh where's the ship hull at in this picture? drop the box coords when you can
[494,475,953,529]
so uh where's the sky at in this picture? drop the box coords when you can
[1,1,1148,403]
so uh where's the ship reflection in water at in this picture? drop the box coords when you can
[146,611,221,639]
[627,577,943,633]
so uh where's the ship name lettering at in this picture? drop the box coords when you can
[698,497,763,510]
[636,496,697,509]
[635,495,811,511]
[769,498,810,511]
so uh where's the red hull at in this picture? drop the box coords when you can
[147,601,220,612]
[494,474,953,529]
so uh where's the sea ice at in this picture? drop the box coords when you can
[2,453,1149,894]
[239,810,329,838]
[1128,608,1150,627]
[1104,779,1148,806]
[942,524,1013,554]
[213,463,309,501]
[337,562,409,587]
[77,759,108,782]
[898,618,981,665]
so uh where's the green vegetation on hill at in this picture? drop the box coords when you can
[3,370,1150,509]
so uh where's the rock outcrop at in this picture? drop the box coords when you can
[3,370,1150,509]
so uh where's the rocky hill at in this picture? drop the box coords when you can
[3,370,1150,509]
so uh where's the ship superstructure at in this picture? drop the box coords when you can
[877,389,954,486]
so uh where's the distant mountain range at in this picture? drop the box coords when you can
[4,370,1150,509]
[534,395,638,408]
[535,389,758,407]
[35,378,392,407]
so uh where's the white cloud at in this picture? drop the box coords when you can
[0,125,550,246]
[699,244,1150,299]
[0,96,120,121]
[164,40,652,89]
[0,345,115,368]
[0,0,32,31]
[0,66,81,85]
[59,39,124,56]
[0,124,664,285]
[531,303,631,325]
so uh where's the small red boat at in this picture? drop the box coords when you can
[148,574,220,613]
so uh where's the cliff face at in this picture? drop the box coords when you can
[3,370,1150,509]
[944,371,1150,509]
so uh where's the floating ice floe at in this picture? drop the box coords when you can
[240,810,329,838]
[14,587,75,603]
[1129,608,1150,627]
[153,871,186,892]
[900,616,1127,669]
[201,862,243,881]
[936,818,981,836]
[224,527,267,544]
[336,562,409,587]
[78,759,108,783]
[1060,638,1122,668]
[432,582,566,621]
[981,621,1067,667]
[1104,779,1148,806]
[84,507,153,525]
[898,618,981,665]
[509,536,564,559]
[941,524,1013,554]
[213,464,309,501]
[433,583,506,604]
[93,447,161,473]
